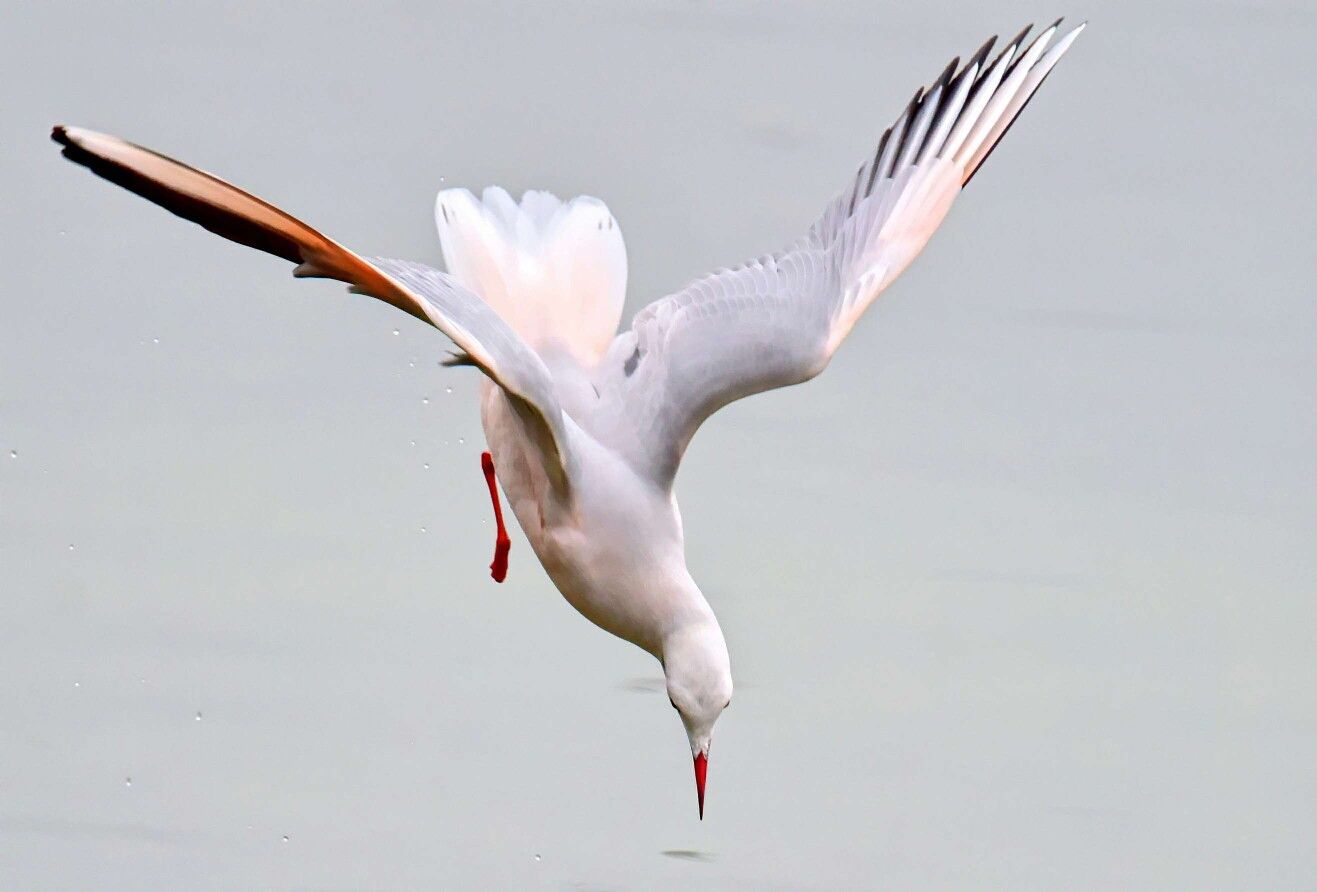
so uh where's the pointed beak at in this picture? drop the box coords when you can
[693,751,708,820]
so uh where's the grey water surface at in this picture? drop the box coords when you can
[2,1,1314,889]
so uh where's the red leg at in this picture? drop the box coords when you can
[481,451,510,583]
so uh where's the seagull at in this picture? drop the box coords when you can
[52,20,1084,819]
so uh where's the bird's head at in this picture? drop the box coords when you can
[661,620,732,820]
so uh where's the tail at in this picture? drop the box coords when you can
[434,186,627,366]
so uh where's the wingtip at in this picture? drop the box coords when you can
[1050,20,1087,55]
[1006,23,1033,53]
[51,125,107,166]
[1047,18,1086,41]
[51,125,89,166]
[51,124,99,146]
[990,23,1033,70]
[931,56,959,91]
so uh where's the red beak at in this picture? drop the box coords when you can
[693,752,708,820]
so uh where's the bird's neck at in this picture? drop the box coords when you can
[657,573,726,664]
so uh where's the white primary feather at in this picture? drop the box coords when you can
[435,186,627,366]
[589,22,1085,488]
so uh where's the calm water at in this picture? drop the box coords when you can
[3,1,1314,888]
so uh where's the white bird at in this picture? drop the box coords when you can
[53,21,1084,819]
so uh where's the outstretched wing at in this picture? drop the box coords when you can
[590,22,1083,489]
[52,126,570,484]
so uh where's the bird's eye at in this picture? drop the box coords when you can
[668,695,678,709]
[724,699,732,709]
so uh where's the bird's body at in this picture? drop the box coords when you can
[52,20,1084,818]
[484,378,705,658]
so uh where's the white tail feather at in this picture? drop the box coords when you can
[435,186,627,365]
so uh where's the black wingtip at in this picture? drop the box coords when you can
[961,20,1080,189]
[968,34,997,70]
[51,125,82,164]
[52,125,97,170]
[949,34,997,91]
[1004,20,1062,79]
[984,24,1033,78]
[932,56,960,92]
[1002,23,1033,58]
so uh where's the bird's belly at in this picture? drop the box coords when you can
[480,386,678,656]
[533,523,672,657]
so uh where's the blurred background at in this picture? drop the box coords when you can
[2,1,1314,889]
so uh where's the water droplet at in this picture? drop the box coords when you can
[422,463,430,470]
[68,544,75,551]
[73,681,80,688]
[421,397,429,405]
[392,329,400,336]
[59,229,67,236]
[409,440,416,447]
[194,711,203,721]
[152,337,159,344]
[534,854,542,863]
[125,776,132,787]
[444,386,453,395]
[281,835,290,843]
[408,360,416,368]
[419,526,427,534]
[457,437,465,445]
[439,176,446,185]
[8,450,16,459]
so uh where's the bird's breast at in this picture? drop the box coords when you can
[480,385,688,655]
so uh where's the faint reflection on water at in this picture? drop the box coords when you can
[661,849,716,862]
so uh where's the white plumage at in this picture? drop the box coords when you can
[52,21,1085,818]
[435,186,626,365]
